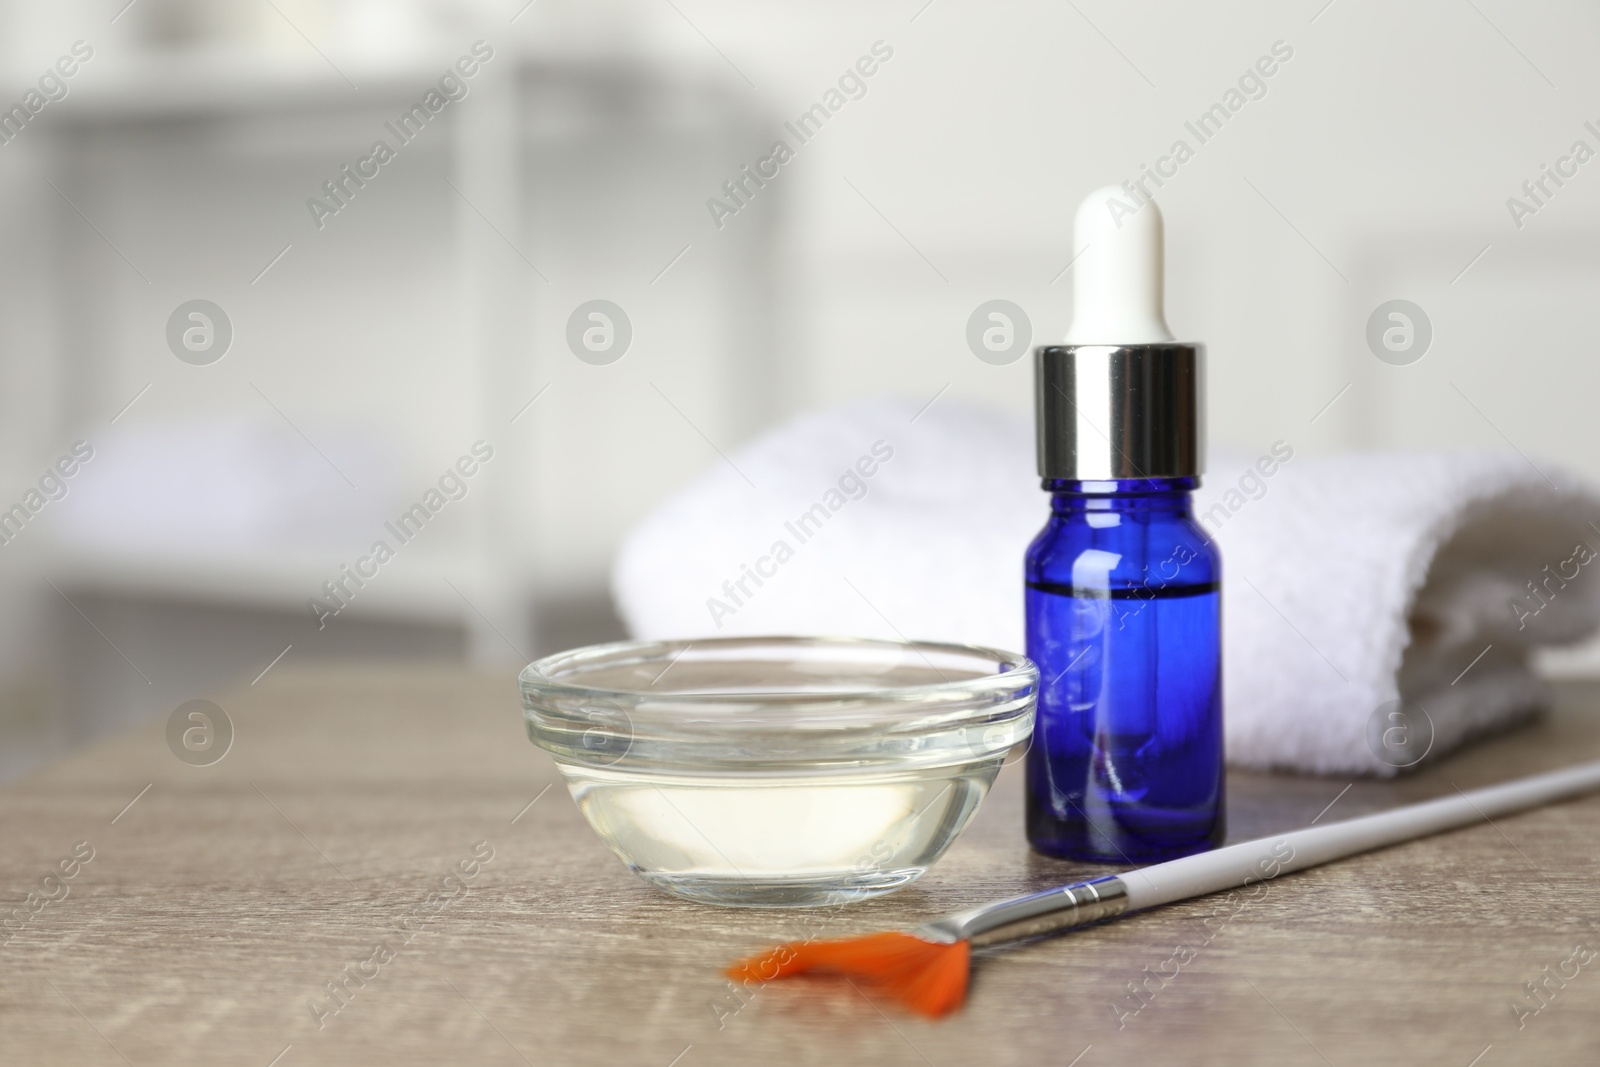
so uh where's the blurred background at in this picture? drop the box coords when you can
[1,0,1598,778]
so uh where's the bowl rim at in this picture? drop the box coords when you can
[518,633,1037,708]
[521,635,1038,770]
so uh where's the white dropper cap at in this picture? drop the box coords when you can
[1061,185,1175,345]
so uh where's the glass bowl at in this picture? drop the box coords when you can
[519,635,1037,907]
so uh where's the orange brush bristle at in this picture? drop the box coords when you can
[726,932,972,1018]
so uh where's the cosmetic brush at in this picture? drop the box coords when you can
[727,758,1600,1018]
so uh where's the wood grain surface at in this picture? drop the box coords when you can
[2,663,1598,1066]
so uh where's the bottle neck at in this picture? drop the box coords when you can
[1044,476,1197,517]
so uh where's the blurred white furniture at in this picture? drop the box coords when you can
[1,37,778,764]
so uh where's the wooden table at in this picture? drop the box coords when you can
[3,663,1598,1065]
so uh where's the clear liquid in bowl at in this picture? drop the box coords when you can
[560,759,1000,906]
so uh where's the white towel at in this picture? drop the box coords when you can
[613,398,1600,776]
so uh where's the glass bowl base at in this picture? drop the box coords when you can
[637,867,927,908]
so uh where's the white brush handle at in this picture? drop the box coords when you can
[926,759,1600,948]
[1122,758,1600,910]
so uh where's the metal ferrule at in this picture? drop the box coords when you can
[914,876,1130,948]
[1035,343,1205,481]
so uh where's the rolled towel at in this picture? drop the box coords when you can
[613,398,1600,776]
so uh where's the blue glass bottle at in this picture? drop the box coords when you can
[1025,476,1224,863]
